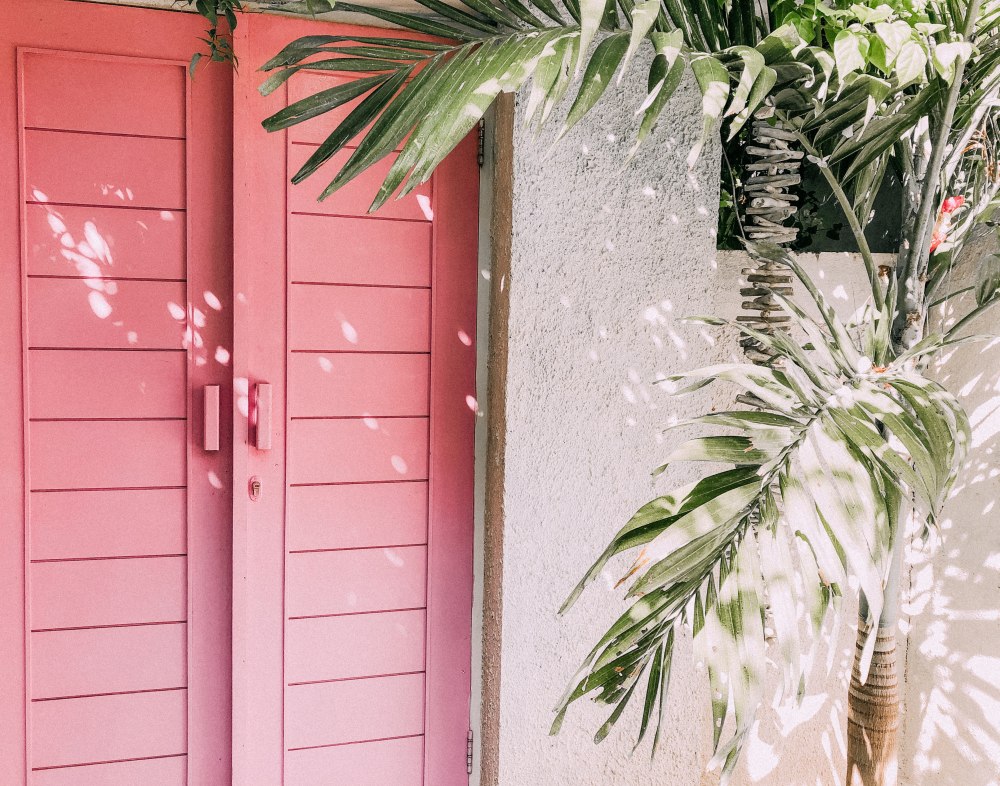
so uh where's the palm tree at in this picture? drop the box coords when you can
[189,0,1000,782]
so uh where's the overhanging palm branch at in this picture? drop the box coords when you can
[251,0,826,212]
[552,241,977,777]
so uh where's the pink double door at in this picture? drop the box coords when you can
[0,3,479,785]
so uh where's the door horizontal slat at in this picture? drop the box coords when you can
[27,278,187,350]
[287,609,425,684]
[288,352,428,418]
[25,203,186,280]
[289,283,429,352]
[288,418,428,485]
[289,213,430,286]
[29,350,185,419]
[30,556,186,630]
[285,734,423,786]
[32,623,186,700]
[287,546,426,618]
[31,487,186,562]
[29,420,186,490]
[23,129,185,209]
[285,673,424,750]
[288,146,431,222]
[32,754,187,786]
[287,482,427,552]
[22,52,185,138]
[287,73,407,151]
[30,689,186,769]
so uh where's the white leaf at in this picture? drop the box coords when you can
[834,30,867,76]
[577,0,608,75]
[894,40,927,86]
[620,0,659,83]
[932,41,973,83]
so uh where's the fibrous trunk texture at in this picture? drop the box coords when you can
[739,112,799,367]
[846,623,899,786]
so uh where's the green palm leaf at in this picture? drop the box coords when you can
[248,0,804,213]
[554,242,970,772]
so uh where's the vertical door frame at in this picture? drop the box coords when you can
[470,93,514,786]
[232,17,287,784]
[0,7,28,781]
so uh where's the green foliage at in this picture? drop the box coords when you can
[184,0,244,75]
[183,0,341,74]
[554,241,976,778]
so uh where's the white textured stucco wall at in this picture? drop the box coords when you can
[495,72,1000,785]
[498,70,725,786]
[900,252,1000,786]
[495,69,865,784]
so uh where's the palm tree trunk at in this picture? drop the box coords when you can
[846,622,899,786]
[846,521,905,785]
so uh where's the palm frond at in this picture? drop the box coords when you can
[248,0,805,212]
[554,241,972,777]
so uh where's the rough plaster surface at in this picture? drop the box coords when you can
[499,70,726,786]
[496,71,868,785]
[497,62,1000,783]
[899,245,1000,786]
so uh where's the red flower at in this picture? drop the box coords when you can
[929,195,967,253]
[941,195,966,214]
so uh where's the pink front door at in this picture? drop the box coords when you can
[232,14,479,786]
[1,2,479,785]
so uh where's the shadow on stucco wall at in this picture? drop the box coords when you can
[496,56,865,783]
[900,251,1000,786]
[494,46,1000,785]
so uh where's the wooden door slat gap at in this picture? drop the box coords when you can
[31,620,187,634]
[290,210,429,225]
[30,485,187,493]
[291,281,431,290]
[23,125,186,142]
[27,274,187,283]
[287,606,426,622]
[29,347,187,353]
[30,417,186,423]
[287,542,426,555]
[30,553,187,564]
[24,200,186,213]
[31,752,187,772]
[289,415,427,421]
[286,732,424,754]
[289,140,360,151]
[288,479,428,489]
[286,669,425,688]
[32,685,187,703]
[289,349,430,356]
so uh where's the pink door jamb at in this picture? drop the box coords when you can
[233,13,479,785]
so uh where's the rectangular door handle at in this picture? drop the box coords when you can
[203,385,220,451]
[255,383,272,450]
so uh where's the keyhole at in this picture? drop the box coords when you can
[249,477,261,501]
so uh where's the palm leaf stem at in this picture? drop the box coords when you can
[896,0,985,350]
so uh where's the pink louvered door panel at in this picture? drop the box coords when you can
[234,14,478,786]
[0,2,232,784]
[1,4,478,785]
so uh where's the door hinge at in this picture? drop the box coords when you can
[466,729,474,775]
[477,120,486,168]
